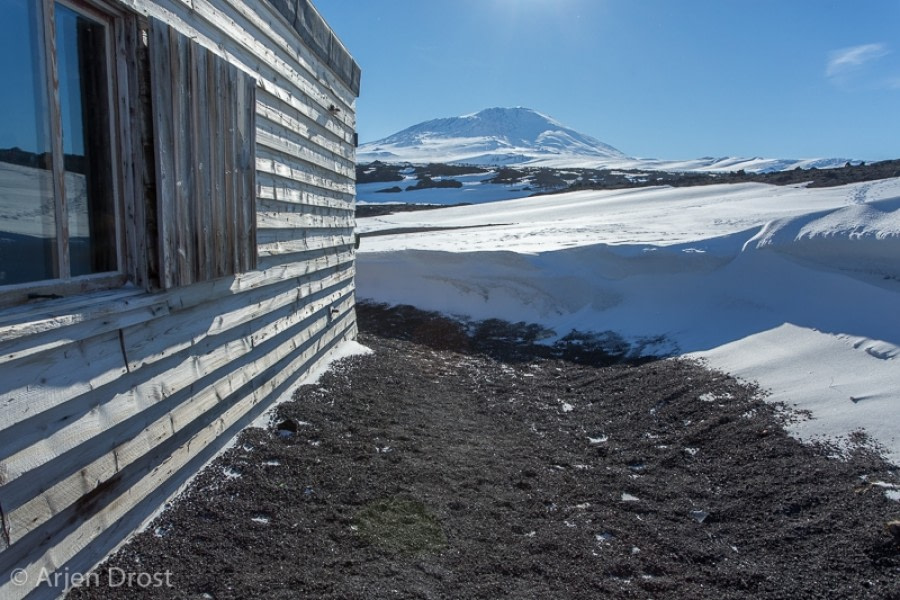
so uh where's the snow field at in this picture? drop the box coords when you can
[356,179,900,466]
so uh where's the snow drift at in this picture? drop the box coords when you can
[356,178,900,466]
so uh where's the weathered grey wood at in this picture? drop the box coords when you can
[117,17,145,288]
[257,229,355,257]
[0,2,360,598]
[256,89,351,160]
[263,0,360,95]
[148,17,178,290]
[0,331,128,433]
[172,26,195,286]
[123,267,353,371]
[190,40,214,282]
[256,121,355,179]
[256,148,355,196]
[5,299,354,547]
[0,311,356,600]
[223,62,239,275]
[256,210,354,230]
[257,174,354,211]
[0,300,168,366]
[238,72,257,272]
[191,0,356,132]
[113,0,357,145]
[1,285,353,501]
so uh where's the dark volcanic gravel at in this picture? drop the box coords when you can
[69,303,900,599]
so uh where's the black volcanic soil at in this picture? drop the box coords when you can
[69,303,900,599]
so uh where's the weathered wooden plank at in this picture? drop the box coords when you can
[117,17,146,289]
[190,40,214,282]
[0,301,168,366]
[257,176,354,211]
[171,26,195,286]
[255,149,355,196]
[4,299,355,546]
[0,331,127,433]
[189,0,356,132]
[0,248,351,348]
[247,72,258,271]
[233,70,247,274]
[257,238,355,258]
[0,287,354,505]
[0,288,150,332]
[40,0,68,280]
[253,97,355,174]
[223,0,358,103]
[256,123,355,180]
[256,89,352,161]
[255,246,354,275]
[207,49,227,279]
[148,17,178,290]
[122,266,354,371]
[237,71,257,273]
[223,62,239,275]
[0,311,356,600]
[256,210,354,230]
[256,76,353,146]
[257,196,352,218]
[0,261,352,434]
[114,0,356,143]
[162,247,354,311]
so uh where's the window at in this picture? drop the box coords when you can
[0,0,120,289]
[0,2,257,302]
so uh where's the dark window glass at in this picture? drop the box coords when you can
[56,3,116,277]
[0,0,57,285]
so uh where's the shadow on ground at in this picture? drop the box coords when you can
[358,301,660,366]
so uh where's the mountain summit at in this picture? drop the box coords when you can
[358,107,627,166]
[358,107,854,173]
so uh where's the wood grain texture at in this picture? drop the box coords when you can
[1,2,359,598]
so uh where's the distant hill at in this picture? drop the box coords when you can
[358,107,857,173]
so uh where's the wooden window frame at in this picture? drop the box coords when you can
[0,1,258,307]
[0,0,131,308]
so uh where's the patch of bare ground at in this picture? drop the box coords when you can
[69,303,900,599]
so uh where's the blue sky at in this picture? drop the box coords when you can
[314,0,900,162]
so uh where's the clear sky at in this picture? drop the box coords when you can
[313,0,900,162]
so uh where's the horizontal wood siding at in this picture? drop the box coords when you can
[0,0,358,598]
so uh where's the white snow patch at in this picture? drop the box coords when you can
[357,179,900,465]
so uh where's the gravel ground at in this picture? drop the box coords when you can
[69,303,900,599]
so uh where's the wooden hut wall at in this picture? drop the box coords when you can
[0,1,358,598]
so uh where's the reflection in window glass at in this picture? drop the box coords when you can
[55,3,116,277]
[0,0,57,285]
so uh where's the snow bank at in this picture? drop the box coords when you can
[356,179,900,464]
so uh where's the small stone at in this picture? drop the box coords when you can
[886,520,900,543]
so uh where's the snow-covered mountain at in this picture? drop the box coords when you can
[359,107,626,166]
[358,107,853,173]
